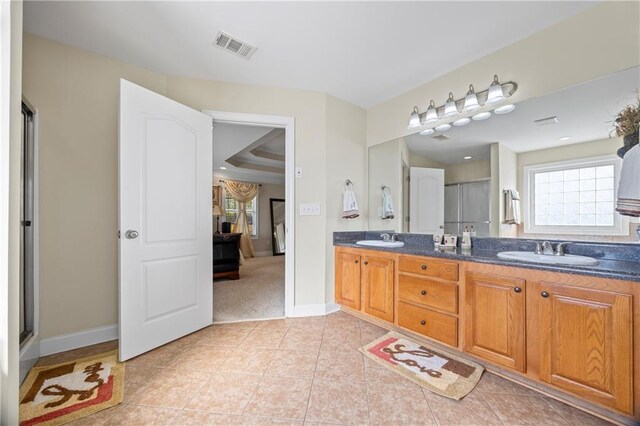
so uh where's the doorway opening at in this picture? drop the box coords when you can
[207,111,294,323]
[20,100,35,348]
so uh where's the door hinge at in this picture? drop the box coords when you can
[117,230,121,239]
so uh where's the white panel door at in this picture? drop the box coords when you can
[119,79,212,361]
[409,167,445,234]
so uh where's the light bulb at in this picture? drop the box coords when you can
[472,111,491,121]
[435,123,452,132]
[443,92,459,118]
[462,84,481,112]
[486,75,506,104]
[408,106,421,129]
[453,117,471,127]
[494,104,515,115]
[419,128,435,136]
[424,100,439,124]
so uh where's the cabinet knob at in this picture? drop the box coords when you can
[514,287,522,293]
[541,291,550,298]
[421,264,427,270]
[363,261,368,265]
[420,320,426,326]
[421,290,427,296]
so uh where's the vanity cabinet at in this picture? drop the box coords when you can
[465,272,526,372]
[335,251,361,310]
[334,247,394,321]
[534,281,633,414]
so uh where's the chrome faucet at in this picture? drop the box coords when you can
[391,234,400,242]
[555,242,571,256]
[541,241,554,255]
[380,233,391,242]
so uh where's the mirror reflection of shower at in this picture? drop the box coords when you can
[270,198,286,255]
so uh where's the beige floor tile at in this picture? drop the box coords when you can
[315,349,365,383]
[168,346,232,372]
[542,397,614,426]
[132,369,210,409]
[211,321,260,332]
[242,416,303,425]
[482,393,568,425]
[184,372,261,414]
[305,379,370,425]
[240,328,288,349]
[265,350,319,379]
[289,316,327,331]
[324,317,361,333]
[320,328,363,352]
[122,365,166,404]
[360,324,389,345]
[126,345,184,369]
[244,376,313,420]
[171,410,245,425]
[475,372,539,396]
[201,327,252,345]
[220,348,278,374]
[255,318,293,332]
[422,389,502,426]
[367,380,436,425]
[104,405,181,425]
[279,330,323,352]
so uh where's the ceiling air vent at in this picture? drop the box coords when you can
[433,134,450,141]
[534,116,559,126]
[214,31,257,60]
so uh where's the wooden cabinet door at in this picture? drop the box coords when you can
[362,255,394,322]
[537,283,633,414]
[335,251,361,310]
[465,272,526,372]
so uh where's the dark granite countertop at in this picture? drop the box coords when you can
[333,231,640,283]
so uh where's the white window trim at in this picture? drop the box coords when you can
[523,154,629,236]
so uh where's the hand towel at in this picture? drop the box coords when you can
[342,188,360,219]
[616,145,640,217]
[382,186,395,219]
[504,189,521,225]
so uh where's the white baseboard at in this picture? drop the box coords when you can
[40,324,118,357]
[293,303,341,317]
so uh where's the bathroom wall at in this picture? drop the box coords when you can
[368,138,404,232]
[366,2,640,148]
[444,160,491,185]
[23,33,367,338]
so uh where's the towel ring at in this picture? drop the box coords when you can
[345,179,354,190]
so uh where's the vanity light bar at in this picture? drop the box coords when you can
[408,75,518,130]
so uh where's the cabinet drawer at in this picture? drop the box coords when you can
[397,301,458,347]
[398,256,459,281]
[398,274,458,314]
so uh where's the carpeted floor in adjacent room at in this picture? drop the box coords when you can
[214,255,285,322]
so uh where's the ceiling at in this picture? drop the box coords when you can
[213,122,285,185]
[405,66,640,164]
[23,1,597,108]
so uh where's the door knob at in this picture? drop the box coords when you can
[514,287,522,293]
[354,260,359,264]
[420,320,426,325]
[363,261,368,265]
[541,291,549,298]
[421,264,427,270]
[125,230,139,239]
[421,290,427,296]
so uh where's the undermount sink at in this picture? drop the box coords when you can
[356,240,405,248]
[497,251,599,266]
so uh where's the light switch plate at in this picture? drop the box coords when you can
[300,203,321,216]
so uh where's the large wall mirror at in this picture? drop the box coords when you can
[270,198,286,255]
[368,66,640,242]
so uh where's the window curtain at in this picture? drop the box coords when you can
[224,180,259,258]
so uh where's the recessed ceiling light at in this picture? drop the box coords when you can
[559,136,572,141]
[464,156,473,160]
[220,166,227,170]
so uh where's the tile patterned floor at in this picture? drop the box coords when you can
[33,311,613,426]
